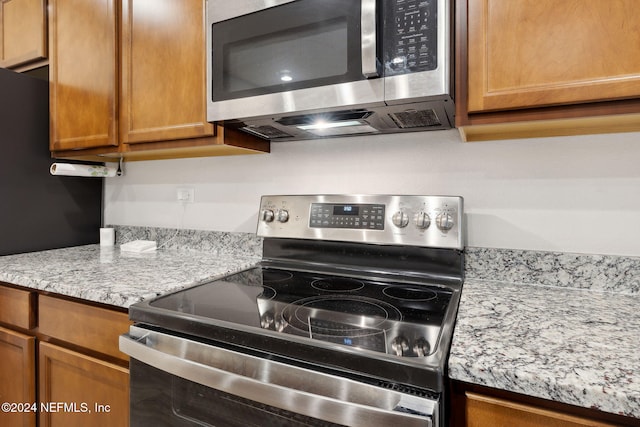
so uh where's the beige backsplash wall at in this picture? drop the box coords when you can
[103,129,640,257]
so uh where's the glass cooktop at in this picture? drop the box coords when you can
[148,267,453,357]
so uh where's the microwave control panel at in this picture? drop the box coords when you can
[384,0,439,76]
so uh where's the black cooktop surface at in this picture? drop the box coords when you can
[151,267,451,323]
[146,267,453,356]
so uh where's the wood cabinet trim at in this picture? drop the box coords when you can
[53,125,270,162]
[459,112,640,142]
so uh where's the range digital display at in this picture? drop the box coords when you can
[310,203,385,230]
[333,205,359,216]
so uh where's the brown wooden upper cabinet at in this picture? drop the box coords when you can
[49,0,118,152]
[49,0,268,160]
[456,0,640,141]
[0,0,47,70]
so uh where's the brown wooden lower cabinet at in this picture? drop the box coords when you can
[0,326,36,427]
[463,392,617,427]
[38,342,129,427]
[450,381,640,427]
[0,283,131,427]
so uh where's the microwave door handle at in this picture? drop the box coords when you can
[361,0,379,78]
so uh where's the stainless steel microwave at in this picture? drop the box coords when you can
[206,0,454,140]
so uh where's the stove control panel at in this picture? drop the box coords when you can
[310,203,385,230]
[257,195,464,249]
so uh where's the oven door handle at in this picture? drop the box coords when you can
[120,328,436,427]
[361,0,379,78]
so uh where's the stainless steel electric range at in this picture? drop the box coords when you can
[120,194,464,427]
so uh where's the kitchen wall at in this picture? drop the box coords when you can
[104,129,640,257]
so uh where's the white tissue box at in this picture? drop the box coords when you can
[120,240,157,253]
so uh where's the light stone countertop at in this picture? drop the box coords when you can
[1,235,638,420]
[450,247,640,420]
[0,244,261,308]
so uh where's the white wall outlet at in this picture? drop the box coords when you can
[176,187,195,203]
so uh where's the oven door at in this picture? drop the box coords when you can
[207,0,383,122]
[120,326,438,427]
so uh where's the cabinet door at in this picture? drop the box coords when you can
[0,326,36,427]
[0,0,46,69]
[49,0,118,151]
[38,342,129,427]
[467,0,640,113]
[120,0,215,144]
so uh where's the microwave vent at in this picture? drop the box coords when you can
[276,109,373,126]
[389,109,441,129]
[241,125,293,140]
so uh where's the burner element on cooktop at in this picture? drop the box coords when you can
[311,277,365,292]
[262,270,294,283]
[258,286,277,300]
[382,286,438,302]
[282,295,403,335]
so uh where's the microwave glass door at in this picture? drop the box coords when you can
[211,0,370,102]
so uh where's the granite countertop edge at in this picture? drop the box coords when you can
[0,244,261,309]
[448,277,640,420]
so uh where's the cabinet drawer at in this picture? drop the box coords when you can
[38,295,131,362]
[465,392,618,427]
[0,285,36,329]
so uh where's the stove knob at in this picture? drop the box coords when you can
[261,209,275,223]
[413,338,431,357]
[414,212,431,229]
[260,313,274,329]
[274,315,288,332]
[276,209,290,223]
[391,336,409,356]
[392,211,409,228]
[435,213,454,231]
